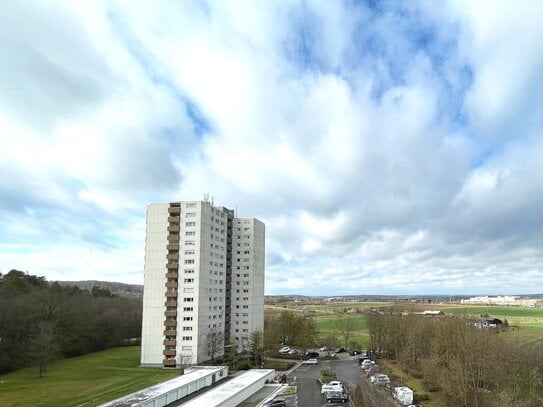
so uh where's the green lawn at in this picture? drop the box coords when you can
[0,346,179,407]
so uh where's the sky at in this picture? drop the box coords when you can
[1,0,543,295]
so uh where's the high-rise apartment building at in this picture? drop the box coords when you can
[141,200,265,367]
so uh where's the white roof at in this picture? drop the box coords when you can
[100,367,224,407]
[182,369,275,406]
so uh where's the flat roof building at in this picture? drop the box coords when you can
[141,200,265,367]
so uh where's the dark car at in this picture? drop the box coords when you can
[349,349,362,356]
[335,347,346,353]
[325,390,349,403]
[263,396,287,407]
[305,351,319,358]
[275,373,287,383]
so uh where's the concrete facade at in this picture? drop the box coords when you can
[141,200,265,367]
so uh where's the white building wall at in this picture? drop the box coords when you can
[230,218,265,351]
[141,203,169,366]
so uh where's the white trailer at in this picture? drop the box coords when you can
[393,386,413,406]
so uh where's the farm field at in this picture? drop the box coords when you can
[0,346,178,407]
[266,302,543,349]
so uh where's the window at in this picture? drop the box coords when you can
[244,250,250,254]
[182,336,192,341]
[184,250,195,255]
[186,212,196,218]
[183,307,193,312]
[185,231,195,236]
[183,327,193,331]
[185,222,196,227]
[183,317,193,321]
[185,241,195,246]
[184,297,194,302]
[184,259,194,264]
[182,346,192,351]
[183,288,194,293]
[184,278,194,283]
[184,269,194,273]
[186,203,196,208]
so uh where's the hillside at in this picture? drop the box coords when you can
[56,280,143,297]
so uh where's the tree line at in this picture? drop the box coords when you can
[367,312,543,406]
[0,270,142,376]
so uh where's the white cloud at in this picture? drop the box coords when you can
[0,0,542,294]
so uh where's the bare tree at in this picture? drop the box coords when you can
[336,317,356,347]
[178,352,193,374]
[30,320,60,378]
[206,328,224,363]
[249,330,265,367]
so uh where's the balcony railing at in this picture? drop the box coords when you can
[165,272,178,279]
[163,358,176,366]
[164,329,177,336]
[168,207,180,214]
[163,340,176,346]
[168,216,180,222]
[164,311,177,317]
[167,244,179,251]
[164,301,177,307]
[165,281,178,288]
[166,263,178,270]
[164,320,177,327]
[165,292,178,298]
[167,226,180,232]
[166,253,179,260]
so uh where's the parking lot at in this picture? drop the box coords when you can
[286,358,360,406]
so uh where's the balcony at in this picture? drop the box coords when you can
[165,281,178,288]
[167,244,179,251]
[167,235,180,242]
[164,329,177,336]
[168,216,180,223]
[163,359,176,367]
[167,225,180,232]
[166,263,178,270]
[164,301,177,307]
[165,291,178,298]
[165,272,178,279]
[166,253,179,260]
[168,207,180,214]
[164,311,177,317]
[164,320,177,327]
[163,340,176,346]
[163,349,176,357]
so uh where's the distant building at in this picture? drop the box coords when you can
[461,296,537,307]
[141,200,265,367]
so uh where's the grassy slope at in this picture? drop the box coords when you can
[0,346,178,407]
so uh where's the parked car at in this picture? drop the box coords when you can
[302,358,319,365]
[335,347,346,353]
[305,351,319,358]
[360,359,375,369]
[358,356,371,364]
[349,349,362,356]
[278,346,290,354]
[319,346,330,352]
[275,373,287,383]
[370,373,391,386]
[262,396,287,407]
[287,348,299,355]
[325,390,350,404]
[321,380,344,393]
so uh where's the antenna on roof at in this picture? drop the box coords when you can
[204,193,209,202]
[235,205,238,217]
[211,196,214,206]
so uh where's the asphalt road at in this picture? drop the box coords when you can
[287,358,361,407]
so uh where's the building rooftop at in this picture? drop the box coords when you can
[182,369,275,407]
[100,366,224,407]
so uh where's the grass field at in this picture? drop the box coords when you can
[0,346,178,407]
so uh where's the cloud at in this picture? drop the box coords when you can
[0,0,542,295]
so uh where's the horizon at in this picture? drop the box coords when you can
[1,1,543,295]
